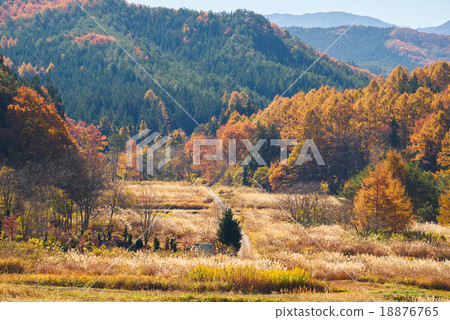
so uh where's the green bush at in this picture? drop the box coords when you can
[153,236,160,251]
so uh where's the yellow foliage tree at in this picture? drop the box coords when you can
[18,62,37,78]
[384,150,408,181]
[353,162,413,232]
[437,130,450,171]
[45,62,55,73]
[438,185,450,225]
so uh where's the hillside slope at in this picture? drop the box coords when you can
[418,20,450,35]
[0,0,371,133]
[287,26,450,74]
[265,12,395,28]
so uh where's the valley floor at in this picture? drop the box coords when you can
[1,181,449,302]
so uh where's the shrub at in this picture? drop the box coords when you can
[134,238,144,251]
[153,236,160,251]
[169,238,177,252]
[280,192,334,226]
[164,236,170,250]
[2,214,18,240]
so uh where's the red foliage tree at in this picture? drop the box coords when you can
[2,214,18,241]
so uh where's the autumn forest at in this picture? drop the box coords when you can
[0,0,450,303]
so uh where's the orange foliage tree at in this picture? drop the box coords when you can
[409,111,450,171]
[4,85,75,163]
[353,162,413,232]
[17,62,37,78]
[66,119,107,160]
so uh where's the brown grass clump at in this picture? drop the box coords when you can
[390,241,450,260]
[126,181,214,210]
[214,185,281,209]
[0,259,26,274]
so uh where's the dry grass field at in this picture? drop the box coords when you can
[0,181,449,301]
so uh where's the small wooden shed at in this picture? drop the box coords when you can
[194,243,215,255]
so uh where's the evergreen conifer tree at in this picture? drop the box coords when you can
[217,209,242,252]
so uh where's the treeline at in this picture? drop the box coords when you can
[0,53,109,241]
[256,62,449,190]
[0,54,241,249]
[1,56,450,244]
[0,0,371,133]
[98,62,450,198]
[165,62,450,230]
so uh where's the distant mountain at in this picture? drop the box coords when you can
[265,12,395,28]
[418,21,450,35]
[0,0,371,133]
[287,26,450,75]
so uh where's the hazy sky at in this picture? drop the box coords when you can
[128,0,449,29]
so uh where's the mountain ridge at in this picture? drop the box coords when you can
[418,20,450,35]
[265,12,396,29]
[287,26,450,75]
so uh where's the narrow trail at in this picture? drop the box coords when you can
[204,187,252,258]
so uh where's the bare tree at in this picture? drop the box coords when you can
[280,183,336,226]
[68,154,107,236]
[0,166,17,217]
[100,182,134,240]
[47,186,74,232]
[135,191,160,247]
[106,134,127,182]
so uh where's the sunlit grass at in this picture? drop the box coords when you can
[188,265,324,293]
[1,181,449,301]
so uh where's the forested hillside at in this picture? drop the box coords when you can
[288,26,450,75]
[0,0,371,133]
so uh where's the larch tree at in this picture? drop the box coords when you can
[438,185,450,226]
[409,111,450,171]
[353,162,413,232]
[387,66,410,93]
[437,130,450,171]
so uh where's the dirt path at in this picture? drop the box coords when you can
[205,186,227,212]
[205,187,252,257]
[238,233,252,258]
